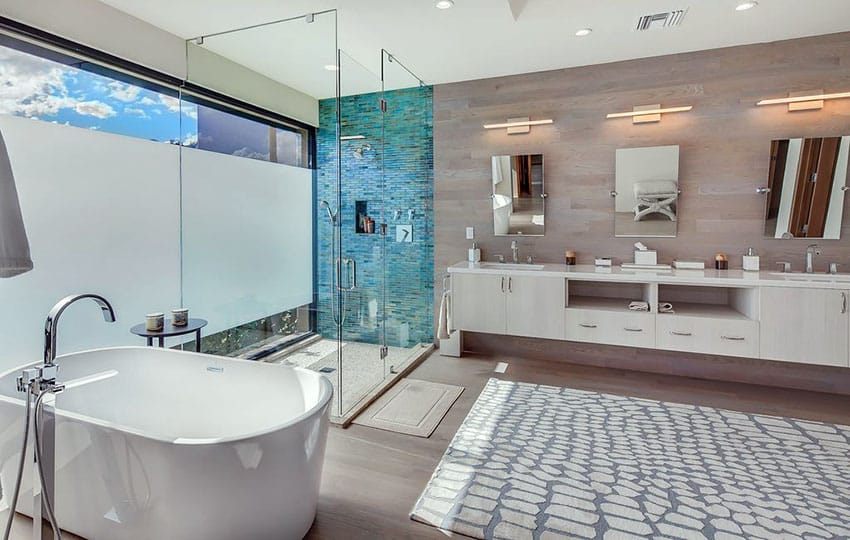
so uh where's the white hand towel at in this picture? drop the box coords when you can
[658,302,675,313]
[437,292,450,340]
[628,301,649,312]
[0,127,33,278]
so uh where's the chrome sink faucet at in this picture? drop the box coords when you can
[511,240,519,263]
[805,244,821,274]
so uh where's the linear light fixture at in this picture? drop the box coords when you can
[606,104,693,124]
[483,117,553,135]
[756,91,850,111]
[340,135,366,140]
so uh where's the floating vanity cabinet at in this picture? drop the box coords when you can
[759,287,849,367]
[448,263,850,371]
[451,272,565,339]
[451,273,507,333]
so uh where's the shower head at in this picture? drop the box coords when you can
[319,200,336,224]
[353,144,372,159]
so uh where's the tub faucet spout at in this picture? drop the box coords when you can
[44,294,116,370]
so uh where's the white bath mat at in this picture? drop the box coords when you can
[411,378,850,539]
[353,379,463,437]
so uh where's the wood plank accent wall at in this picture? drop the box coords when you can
[434,33,850,393]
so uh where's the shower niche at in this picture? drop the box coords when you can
[355,200,378,234]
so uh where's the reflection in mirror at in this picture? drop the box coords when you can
[764,136,849,239]
[614,145,680,238]
[491,154,544,236]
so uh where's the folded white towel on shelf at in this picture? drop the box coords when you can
[658,302,675,313]
[628,301,649,312]
[438,292,452,340]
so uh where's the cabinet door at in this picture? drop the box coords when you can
[760,287,849,367]
[506,275,566,339]
[451,273,506,334]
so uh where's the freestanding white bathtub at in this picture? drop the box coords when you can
[0,346,333,540]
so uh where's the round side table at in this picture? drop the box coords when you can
[130,318,208,352]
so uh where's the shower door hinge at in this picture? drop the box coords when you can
[380,345,388,359]
[380,99,387,113]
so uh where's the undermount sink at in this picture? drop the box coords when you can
[480,262,545,270]
[769,272,850,282]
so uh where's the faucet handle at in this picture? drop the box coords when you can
[497,254,505,263]
[527,255,534,264]
[830,262,841,275]
[776,261,792,273]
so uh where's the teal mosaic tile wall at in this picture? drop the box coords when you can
[316,86,434,347]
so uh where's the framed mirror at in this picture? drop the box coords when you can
[614,145,680,238]
[491,154,545,236]
[763,136,849,239]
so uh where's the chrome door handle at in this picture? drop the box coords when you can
[842,292,847,314]
[624,327,643,332]
[579,323,597,329]
[338,257,356,290]
[501,276,505,293]
[721,336,745,341]
[671,331,692,337]
[508,277,512,293]
[348,258,357,290]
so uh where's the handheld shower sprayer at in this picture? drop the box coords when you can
[320,200,337,225]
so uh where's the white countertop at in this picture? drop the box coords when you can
[448,262,850,289]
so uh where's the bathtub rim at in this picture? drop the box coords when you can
[0,346,334,446]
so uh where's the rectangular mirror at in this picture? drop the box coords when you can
[614,145,680,238]
[763,136,849,239]
[491,154,544,236]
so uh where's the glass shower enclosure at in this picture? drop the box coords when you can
[182,11,434,424]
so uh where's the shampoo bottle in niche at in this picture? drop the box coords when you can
[468,242,481,263]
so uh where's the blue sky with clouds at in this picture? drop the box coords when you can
[0,43,198,145]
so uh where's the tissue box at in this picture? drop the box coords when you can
[634,250,657,265]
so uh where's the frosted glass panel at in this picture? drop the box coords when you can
[0,115,181,371]
[181,148,312,337]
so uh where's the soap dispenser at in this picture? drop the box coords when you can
[468,242,481,263]
[743,247,760,272]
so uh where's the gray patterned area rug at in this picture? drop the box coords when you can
[411,378,850,539]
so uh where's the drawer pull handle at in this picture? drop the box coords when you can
[579,323,597,329]
[501,276,505,293]
[670,331,692,337]
[842,292,847,314]
[623,327,643,332]
[721,335,745,341]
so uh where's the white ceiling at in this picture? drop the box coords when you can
[99,0,850,99]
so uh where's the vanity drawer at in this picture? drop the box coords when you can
[565,309,655,349]
[657,315,759,357]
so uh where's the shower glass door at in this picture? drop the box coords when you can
[334,51,387,418]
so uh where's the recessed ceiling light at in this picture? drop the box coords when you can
[575,28,592,37]
[735,1,758,11]
[435,0,454,9]
[324,64,339,71]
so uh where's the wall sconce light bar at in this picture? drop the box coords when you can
[340,135,366,140]
[483,117,553,134]
[756,91,850,111]
[606,105,693,123]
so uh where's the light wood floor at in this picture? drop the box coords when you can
[305,350,850,539]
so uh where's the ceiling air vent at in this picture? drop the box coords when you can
[635,9,687,31]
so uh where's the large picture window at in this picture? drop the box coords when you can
[0,34,309,167]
